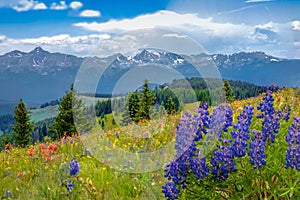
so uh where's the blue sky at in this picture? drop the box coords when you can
[0,0,299,58]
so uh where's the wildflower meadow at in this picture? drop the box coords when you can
[1,86,300,199]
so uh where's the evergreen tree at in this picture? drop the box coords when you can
[166,97,175,115]
[121,95,132,126]
[223,80,234,103]
[0,132,14,148]
[112,118,116,125]
[13,99,34,147]
[136,79,155,121]
[101,119,105,128]
[129,91,140,122]
[50,85,93,139]
[159,102,166,117]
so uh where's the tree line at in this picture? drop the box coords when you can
[0,78,267,149]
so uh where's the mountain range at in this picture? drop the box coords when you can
[1,47,299,107]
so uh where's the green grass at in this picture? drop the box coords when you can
[29,105,59,123]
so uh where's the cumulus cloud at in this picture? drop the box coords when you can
[70,1,83,10]
[0,0,81,12]
[79,10,101,17]
[11,0,37,12]
[73,10,300,58]
[0,0,48,11]
[50,1,67,10]
[292,21,300,31]
[74,11,250,35]
[33,2,47,10]
[0,34,110,56]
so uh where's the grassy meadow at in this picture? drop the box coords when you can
[1,88,300,199]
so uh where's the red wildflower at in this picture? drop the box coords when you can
[39,143,45,150]
[41,149,48,156]
[53,145,59,152]
[277,96,282,101]
[45,157,51,162]
[28,148,34,156]
[48,144,54,151]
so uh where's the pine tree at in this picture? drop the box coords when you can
[50,85,93,139]
[159,101,166,117]
[13,99,34,147]
[223,80,234,103]
[121,95,132,126]
[136,79,155,121]
[101,119,105,128]
[129,91,140,122]
[166,97,175,115]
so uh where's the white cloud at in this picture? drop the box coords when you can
[0,0,48,12]
[50,1,67,10]
[292,21,300,31]
[79,10,101,17]
[0,34,110,56]
[70,1,83,10]
[0,0,83,11]
[163,33,187,38]
[245,0,272,3]
[12,0,36,12]
[73,10,300,58]
[74,11,250,37]
[33,2,47,10]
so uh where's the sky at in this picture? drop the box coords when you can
[0,0,299,58]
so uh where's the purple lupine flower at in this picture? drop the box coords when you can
[198,102,210,135]
[62,178,75,196]
[190,156,209,179]
[175,112,195,157]
[285,117,300,170]
[209,104,233,142]
[257,87,280,143]
[210,139,236,181]
[3,189,13,198]
[284,106,291,122]
[162,182,180,200]
[69,159,80,176]
[232,105,253,157]
[164,161,181,184]
[224,105,233,132]
[163,102,211,198]
[248,130,266,169]
[285,147,300,170]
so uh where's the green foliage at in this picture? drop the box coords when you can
[12,99,34,147]
[50,85,93,139]
[121,95,132,126]
[95,99,112,117]
[135,79,156,121]
[166,97,175,115]
[0,136,166,199]
[40,99,60,109]
[43,135,51,143]
[121,80,156,124]
[164,88,300,199]
[223,80,235,103]
[159,102,166,117]
[0,132,14,148]
[129,91,140,121]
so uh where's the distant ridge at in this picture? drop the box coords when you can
[0,47,299,104]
